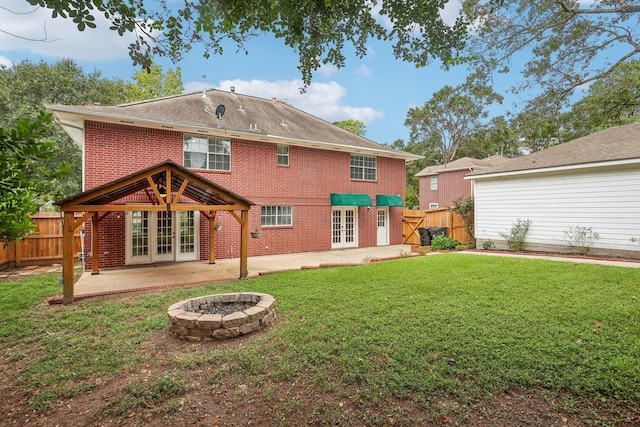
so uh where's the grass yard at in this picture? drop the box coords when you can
[1,253,639,426]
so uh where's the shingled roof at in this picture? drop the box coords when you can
[469,123,640,178]
[47,89,422,162]
[416,156,510,177]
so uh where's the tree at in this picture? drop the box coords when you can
[125,65,184,101]
[462,0,640,104]
[0,112,63,243]
[333,119,366,136]
[404,74,503,165]
[563,60,640,138]
[0,59,131,206]
[17,0,469,85]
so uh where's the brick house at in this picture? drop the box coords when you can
[416,156,509,210]
[49,89,420,271]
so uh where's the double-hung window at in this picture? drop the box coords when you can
[277,145,289,166]
[350,154,377,181]
[183,135,231,171]
[261,206,292,227]
[430,176,438,190]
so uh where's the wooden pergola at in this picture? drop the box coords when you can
[56,160,254,304]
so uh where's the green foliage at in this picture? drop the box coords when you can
[27,0,468,86]
[500,218,531,251]
[563,226,600,255]
[332,119,366,136]
[0,112,63,243]
[430,234,460,250]
[125,64,184,102]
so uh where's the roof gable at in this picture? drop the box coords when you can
[416,156,510,176]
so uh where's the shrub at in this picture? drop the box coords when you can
[431,235,460,251]
[563,226,599,255]
[500,218,531,251]
[482,240,495,250]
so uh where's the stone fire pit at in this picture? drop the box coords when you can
[167,292,276,341]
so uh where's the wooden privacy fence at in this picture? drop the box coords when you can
[0,213,83,270]
[403,209,472,245]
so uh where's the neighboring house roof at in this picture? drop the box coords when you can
[468,123,640,179]
[47,89,422,162]
[415,156,511,177]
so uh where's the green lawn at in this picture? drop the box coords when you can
[1,253,639,424]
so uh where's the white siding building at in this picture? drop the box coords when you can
[467,123,640,259]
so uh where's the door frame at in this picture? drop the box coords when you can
[125,210,200,265]
[376,207,390,246]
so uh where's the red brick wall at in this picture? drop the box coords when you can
[419,169,472,210]
[83,122,407,268]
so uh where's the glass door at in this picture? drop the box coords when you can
[176,211,199,261]
[126,210,200,264]
[331,207,357,249]
[154,211,174,262]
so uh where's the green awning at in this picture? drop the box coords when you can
[376,195,404,207]
[330,193,372,206]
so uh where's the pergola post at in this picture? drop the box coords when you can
[209,211,216,264]
[240,209,249,279]
[62,211,76,304]
[91,213,100,274]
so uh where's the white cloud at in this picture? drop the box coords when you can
[0,0,134,61]
[185,78,384,124]
[355,64,372,76]
[0,55,13,68]
[318,63,338,78]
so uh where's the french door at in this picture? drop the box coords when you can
[331,207,358,249]
[126,210,199,264]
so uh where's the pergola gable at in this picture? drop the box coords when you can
[57,160,253,305]
[56,160,253,212]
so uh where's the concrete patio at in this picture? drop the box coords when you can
[69,244,414,298]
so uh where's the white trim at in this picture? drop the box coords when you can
[466,158,640,181]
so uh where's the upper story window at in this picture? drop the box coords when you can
[350,154,377,181]
[277,144,289,166]
[183,135,231,171]
[261,205,292,227]
[430,176,438,190]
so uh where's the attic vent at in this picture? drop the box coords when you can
[281,119,288,126]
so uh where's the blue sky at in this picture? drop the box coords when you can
[1,0,521,146]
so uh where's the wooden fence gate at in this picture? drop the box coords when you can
[403,209,472,245]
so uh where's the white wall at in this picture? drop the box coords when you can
[474,165,640,253]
